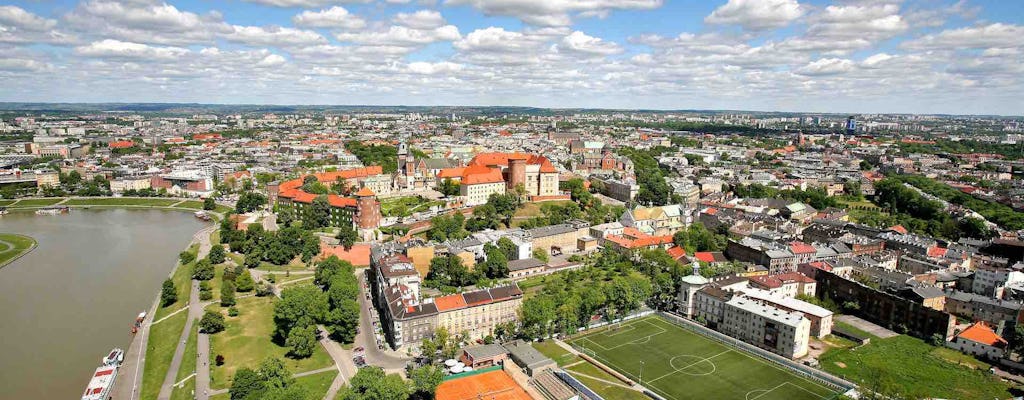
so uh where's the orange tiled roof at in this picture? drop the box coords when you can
[277,166,383,206]
[355,187,375,197]
[667,246,686,259]
[433,294,468,312]
[694,252,716,263]
[437,167,465,179]
[468,152,557,173]
[109,140,135,149]
[462,164,504,185]
[319,243,371,266]
[789,241,817,254]
[889,225,909,234]
[957,322,1007,347]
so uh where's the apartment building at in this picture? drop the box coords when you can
[720,297,811,359]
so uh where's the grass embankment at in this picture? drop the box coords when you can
[154,244,199,320]
[820,335,1013,400]
[141,311,189,400]
[207,296,333,390]
[176,201,233,214]
[0,199,16,206]
[532,341,579,366]
[380,196,443,218]
[169,321,199,400]
[0,233,36,268]
[8,198,62,207]
[294,369,338,399]
[64,198,180,207]
[570,374,647,400]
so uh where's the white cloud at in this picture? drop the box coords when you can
[256,54,287,67]
[336,25,460,46]
[240,0,372,7]
[0,6,57,31]
[557,31,622,56]
[393,10,446,29]
[454,27,545,53]
[795,58,854,76]
[293,7,365,30]
[0,57,51,72]
[224,25,326,47]
[705,0,804,30]
[903,23,1024,50]
[65,0,228,45]
[444,0,662,26]
[74,39,190,60]
[407,61,463,74]
[808,4,908,41]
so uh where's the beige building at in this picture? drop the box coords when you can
[110,176,152,193]
[721,297,811,359]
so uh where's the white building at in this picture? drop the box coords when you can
[973,263,1024,298]
[721,297,811,359]
[946,322,1007,360]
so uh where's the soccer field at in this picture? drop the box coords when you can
[568,316,845,400]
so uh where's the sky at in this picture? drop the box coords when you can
[0,0,1022,115]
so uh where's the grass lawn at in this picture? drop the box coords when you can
[514,200,573,219]
[0,199,15,206]
[10,198,63,207]
[257,259,311,272]
[570,373,648,400]
[380,195,443,217]
[832,319,877,340]
[293,369,338,399]
[170,320,199,400]
[64,198,180,207]
[566,359,626,383]
[207,263,230,303]
[820,335,1013,399]
[176,200,206,210]
[532,340,580,366]
[141,311,188,400]
[568,316,843,400]
[208,296,333,390]
[0,233,36,267]
[154,245,198,320]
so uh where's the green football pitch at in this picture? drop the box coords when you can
[568,316,846,400]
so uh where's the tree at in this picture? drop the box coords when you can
[338,367,410,400]
[315,256,354,287]
[532,248,549,263]
[325,298,360,343]
[438,178,460,197]
[203,197,216,211]
[235,192,267,214]
[285,325,318,358]
[199,310,225,333]
[179,250,196,265]
[221,282,236,307]
[273,285,329,339]
[425,254,473,288]
[235,269,255,292]
[303,195,332,229]
[229,368,263,400]
[336,224,359,250]
[193,259,215,280]
[160,278,177,307]
[409,365,445,399]
[209,244,226,264]
[480,243,509,279]
[496,236,518,260]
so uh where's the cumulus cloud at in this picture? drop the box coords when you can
[64,0,228,45]
[224,25,326,47]
[393,10,446,29]
[293,7,365,29]
[407,61,463,74]
[241,0,372,7]
[557,31,622,56]
[336,25,460,46]
[705,0,804,30]
[795,58,854,76]
[807,4,908,41]
[902,23,1024,50]
[444,0,663,26]
[74,39,190,60]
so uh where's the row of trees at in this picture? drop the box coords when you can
[731,183,841,210]
[221,221,320,266]
[894,175,1024,231]
[873,178,991,239]
[272,257,361,358]
[618,147,674,206]
[671,222,728,253]
[345,141,398,173]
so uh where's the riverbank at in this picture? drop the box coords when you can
[2,196,232,220]
[0,233,37,269]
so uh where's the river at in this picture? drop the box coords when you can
[0,208,208,400]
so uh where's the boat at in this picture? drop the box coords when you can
[194,210,211,221]
[81,348,123,400]
[131,311,146,334]
[35,205,70,215]
[0,207,7,215]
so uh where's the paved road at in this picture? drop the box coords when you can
[355,268,410,372]
[156,280,202,399]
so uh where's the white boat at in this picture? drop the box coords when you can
[81,348,123,400]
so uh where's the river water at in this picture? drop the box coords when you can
[0,208,208,400]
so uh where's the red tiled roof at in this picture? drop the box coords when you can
[109,140,135,149]
[694,252,716,263]
[277,166,382,207]
[667,246,686,259]
[928,246,948,258]
[434,294,468,312]
[462,164,504,185]
[889,225,909,234]
[319,243,370,266]
[355,187,375,197]
[789,241,817,254]
[437,167,465,179]
[957,322,1007,347]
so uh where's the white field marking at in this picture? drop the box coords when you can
[646,349,731,384]
[602,324,639,337]
[658,318,839,397]
[747,383,788,400]
[584,320,668,351]
[781,381,830,399]
[174,373,195,388]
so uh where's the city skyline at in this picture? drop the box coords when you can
[1,0,1023,115]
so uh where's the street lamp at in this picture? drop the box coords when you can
[639,360,645,386]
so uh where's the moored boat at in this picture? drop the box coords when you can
[81,348,123,400]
